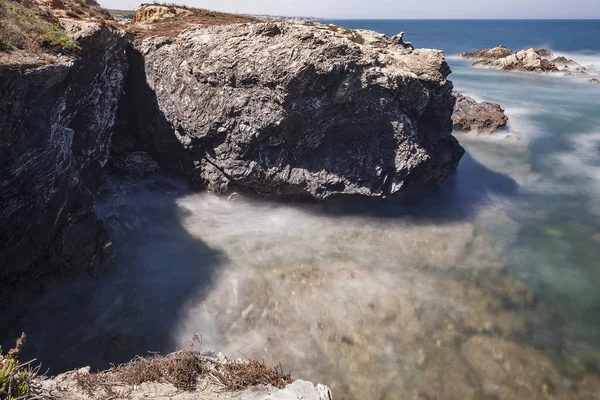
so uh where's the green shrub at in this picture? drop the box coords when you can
[37,25,77,50]
[0,333,32,400]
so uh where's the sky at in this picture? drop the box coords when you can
[99,0,600,19]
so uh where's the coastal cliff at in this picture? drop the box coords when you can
[123,21,463,199]
[1,3,463,397]
[0,19,128,305]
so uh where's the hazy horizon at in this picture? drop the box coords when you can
[98,0,600,19]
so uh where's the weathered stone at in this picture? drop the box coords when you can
[451,91,508,133]
[458,45,515,60]
[125,22,463,200]
[0,23,128,302]
[110,151,160,178]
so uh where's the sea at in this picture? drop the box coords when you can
[2,19,600,399]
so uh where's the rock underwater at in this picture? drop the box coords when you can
[126,22,464,200]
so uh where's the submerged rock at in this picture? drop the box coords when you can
[588,78,600,84]
[451,91,509,133]
[127,22,464,200]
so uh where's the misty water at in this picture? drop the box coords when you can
[3,20,600,399]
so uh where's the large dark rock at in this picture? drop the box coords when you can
[0,24,128,303]
[126,22,464,200]
[451,91,508,133]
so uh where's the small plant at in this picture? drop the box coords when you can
[345,29,364,45]
[0,333,36,400]
[37,25,78,50]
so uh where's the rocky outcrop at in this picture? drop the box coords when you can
[0,23,128,303]
[451,92,508,133]
[458,45,515,60]
[473,48,559,73]
[461,46,600,82]
[125,22,463,200]
[588,78,600,84]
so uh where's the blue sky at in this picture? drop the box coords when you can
[99,0,600,19]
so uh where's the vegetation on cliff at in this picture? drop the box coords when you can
[0,0,110,53]
[0,334,38,400]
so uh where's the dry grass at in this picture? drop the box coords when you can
[0,0,111,53]
[215,359,292,391]
[75,348,292,396]
[128,3,257,41]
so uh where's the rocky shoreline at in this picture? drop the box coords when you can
[0,1,466,302]
[4,3,595,400]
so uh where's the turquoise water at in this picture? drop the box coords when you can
[2,19,600,399]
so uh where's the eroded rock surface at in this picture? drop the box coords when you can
[452,91,508,133]
[0,23,128,304]
[127,22,464,200]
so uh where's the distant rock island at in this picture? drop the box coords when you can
[459,45,596,82]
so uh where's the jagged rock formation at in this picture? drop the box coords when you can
[124,21,463,199]
[460,46,598,82]
[0,22,128,303]
[451,92,508,133]
[473,48,559,73]
[458,45,515,60]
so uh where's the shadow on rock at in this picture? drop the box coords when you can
[292,151,519,222]
[0,176,222,374]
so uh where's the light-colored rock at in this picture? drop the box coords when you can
[473,48,559,73]
[236,380,332,400]
[458,45,515,59]
[127,21,463,200]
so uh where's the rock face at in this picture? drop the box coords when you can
[126,22,464,200]
[473,48,559,73]
[451,91,508,133]
[0,23,128,303]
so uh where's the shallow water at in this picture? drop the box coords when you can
[3,20,600,399]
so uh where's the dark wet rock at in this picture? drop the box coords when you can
[129,22,463,200]
[149,179,182,195]
[458,45,515,60]
[110,151,160,178]
[0,23,128,302]
[451,91,509,133]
